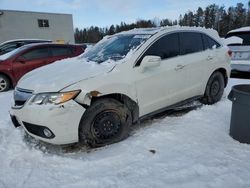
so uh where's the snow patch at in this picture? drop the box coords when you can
[224,36,243,45]
[228,27,250,33]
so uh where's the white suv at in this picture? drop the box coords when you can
[10,27,231,147]
[226,27,250,72]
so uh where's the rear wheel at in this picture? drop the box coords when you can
[200,72,225,105]
[79,98,132,147]
[0,74,10,92]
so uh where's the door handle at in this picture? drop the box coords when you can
[207,55,214,61]
[175,64,185,71]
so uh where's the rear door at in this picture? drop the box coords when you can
[12,47,50,80]
[47,46,74,64]
[178,32,211,98]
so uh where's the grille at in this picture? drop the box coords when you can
[13,88,33,107]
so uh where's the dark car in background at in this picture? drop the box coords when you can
[0,39,52,55]
[0,43,85,92]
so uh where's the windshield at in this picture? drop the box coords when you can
[226,32,250,46]
[81,34,151,63]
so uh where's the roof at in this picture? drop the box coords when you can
[118,27,162,35]
[118,26,219,35]
[21,43,77,48]
[0,39,52,46]
[228,27,250,34]
[117,26,221,43]
[0,9,72,16]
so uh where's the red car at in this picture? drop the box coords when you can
[0,43,85,92]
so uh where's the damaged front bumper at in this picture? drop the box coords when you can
[10,99,86,145]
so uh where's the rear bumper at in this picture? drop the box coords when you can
[10,100,86,145]
[231,60,250,72]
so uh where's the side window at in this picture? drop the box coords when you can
[137,33,179,65]
[180,32,203,55]
[50,47,73,57]
[202,34,221,49]
[22,48,49,60]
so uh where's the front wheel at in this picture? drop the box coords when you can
[79,98,132,147]
[200,72,225,105]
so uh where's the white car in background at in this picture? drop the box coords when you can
[10,27,231,147]
[226,27,250,72]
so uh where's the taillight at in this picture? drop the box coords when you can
[228,50,232,57]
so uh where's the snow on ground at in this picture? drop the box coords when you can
[1,78,250,188]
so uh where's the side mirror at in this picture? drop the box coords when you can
[140,55,161,72]
[16,56,26,64]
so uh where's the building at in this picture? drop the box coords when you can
[0,10,75,44]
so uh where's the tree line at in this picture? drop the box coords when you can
[74,1,250,43]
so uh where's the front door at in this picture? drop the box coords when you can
[134,33,189,116]
[12,47,49,81]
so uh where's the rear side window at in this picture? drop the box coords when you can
[50,47,73,57]
[202,34,221,49]
[137,33,180,65]
[179,32,203,55]
[22,47,49,60]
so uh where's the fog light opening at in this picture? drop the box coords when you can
[43,128,52,138]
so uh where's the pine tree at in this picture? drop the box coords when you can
[247,1,250,25]
[228,7,236,31]
[204,4,218,29]
[187,11,195,26]
[234,3,246,28]
[194,7,204,27]
[108,25,115,35]
[160,19,172,26]
[219,9,230,36]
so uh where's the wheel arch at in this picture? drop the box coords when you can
[213,68,228,88]
[81,92,139,124]
[200,68,227,105]
[93,93,139,124]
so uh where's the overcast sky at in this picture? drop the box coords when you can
[0,0,248,28]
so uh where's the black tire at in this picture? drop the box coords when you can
[200,72,225,105]
[0,74,11,92]
[79,98,132,147]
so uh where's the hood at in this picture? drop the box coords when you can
[17,57,115,93]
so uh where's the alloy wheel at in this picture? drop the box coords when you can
[0,77,7,92]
